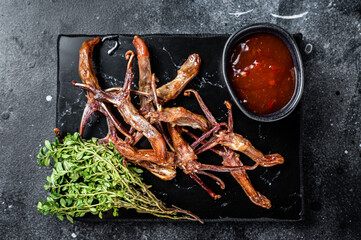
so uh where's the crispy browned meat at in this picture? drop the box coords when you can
[78,37,102,90]
[132,36,170,148]
[184,89,279,208]
[168,125,198,171]
[77,37,131,139]
[97,118,175,167]
[215,131,284,167]
[76,37,176,181]
[168,125,247,199]
[74,51,169,165]
[133,37,201,105]
[185,89,284,168]
[74,36,284,209]
[181,127,271,208]
[195,130,284,168]
[147,107,210,132]
[157,54,201,103]
[169,124,221,199]
[127,37,201,148]
[134,160,176,181]
[221,150,271,209]
[133,35,154,112]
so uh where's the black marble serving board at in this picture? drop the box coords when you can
[57,34,303,222]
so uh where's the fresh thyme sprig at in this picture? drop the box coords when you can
[37,132,200,223]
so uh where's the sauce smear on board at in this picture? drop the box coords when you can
[228,33,295,114]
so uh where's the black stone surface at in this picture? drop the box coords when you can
[58,35,302,221]
[0,0,360,239]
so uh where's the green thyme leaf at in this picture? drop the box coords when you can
[45,140,52,150]
[66,215,74,223]
[37,132,198,223]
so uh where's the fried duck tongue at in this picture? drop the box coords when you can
[134,160,176,181]
[157,54,201,103]
[77,37,131,140]
[168,125,247,199]
[146,107,211,132]
[133,35,154,113]
[195,101,284,167]
[97,108,177,181]
[132,37,202,146]
[132,36,164,147]
[181,127,271,209]
[73,51,169,165]
[221,150,271,209]
[184,89,273,208]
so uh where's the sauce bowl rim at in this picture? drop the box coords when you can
[222,23,304,122]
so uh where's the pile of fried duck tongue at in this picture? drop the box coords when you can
[73,36,284,209]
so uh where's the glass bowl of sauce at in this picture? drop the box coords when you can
[222,23,304,122]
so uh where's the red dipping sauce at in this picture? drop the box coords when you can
[228,33,295,114]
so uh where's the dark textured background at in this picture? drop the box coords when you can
[0,0,360,239]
